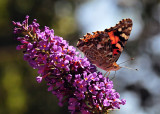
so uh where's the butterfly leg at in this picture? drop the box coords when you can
[104,71,110,77]
[106,71,110,77]
[104,71,108,77]
[111,71,116,80]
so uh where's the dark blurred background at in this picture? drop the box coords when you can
[0,0,160,114]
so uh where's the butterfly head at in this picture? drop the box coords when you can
[106,62,121,72]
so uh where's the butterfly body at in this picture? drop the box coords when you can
[77,19,133,72]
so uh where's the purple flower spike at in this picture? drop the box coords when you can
[13,16,126,114]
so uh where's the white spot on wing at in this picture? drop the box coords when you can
[97,44,103,49]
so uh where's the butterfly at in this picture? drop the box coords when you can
[77,18,133,72]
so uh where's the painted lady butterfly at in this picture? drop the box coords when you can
[77,19,132,72]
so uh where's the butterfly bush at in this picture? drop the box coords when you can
[13,15,126,114]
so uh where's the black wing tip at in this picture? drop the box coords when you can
[105,18,133,32]
[120,18,133,25]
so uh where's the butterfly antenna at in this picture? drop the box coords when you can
[118,58,135,65]
[120,66,138,71]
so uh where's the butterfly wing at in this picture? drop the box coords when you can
[77,18,133,71]
[105,18,133,62]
